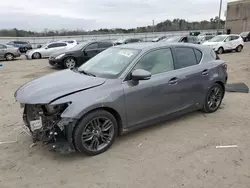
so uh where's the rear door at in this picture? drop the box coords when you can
[171,46,207,111]
[224,36,233,50]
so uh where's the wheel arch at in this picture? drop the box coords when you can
[75,107,123,136]
[214,81,225,98]
[4,52,14,58]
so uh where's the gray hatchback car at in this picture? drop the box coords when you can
[0,44,21,61]
[15,43,228,156]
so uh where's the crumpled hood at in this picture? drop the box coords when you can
[15,69,106,104]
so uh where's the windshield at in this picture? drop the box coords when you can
[240,31,249,37]
[78,47,140,78]
[162,36,182,42]
[114,38,126,43]
[69,42,88,50]
[209,35,227,42]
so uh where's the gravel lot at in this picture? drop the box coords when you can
[0,44,250,188]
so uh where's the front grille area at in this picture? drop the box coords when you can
[24,104,63,143]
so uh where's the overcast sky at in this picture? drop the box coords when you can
[0,0,228,31]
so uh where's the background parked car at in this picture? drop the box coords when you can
[6,41,32,53]
[239,31,250,42]
[161,35,200,44]
[202,34,244,54]
[49,41,113,68]
[0,44,21,61]
[25,41,77,59]
[113,37,142,45]
[15,43,228,156]
[197,35,215,43]
[151,36,167,42]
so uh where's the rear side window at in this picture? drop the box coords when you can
[48,43,67,48]
[174,47,198,69]
[194,49,202,63]
[232,35,239,40]
[99,42,113,48]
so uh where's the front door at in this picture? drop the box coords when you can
[224,36,233,50]
[0,44,7,58]
[123,48,181,127]
[82,43,99,62]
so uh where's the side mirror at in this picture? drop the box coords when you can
[45,47,48,49]
[131,69,151,81]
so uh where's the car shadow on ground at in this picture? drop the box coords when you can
[51,110,204,162]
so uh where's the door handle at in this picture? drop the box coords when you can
[202,69,209,76]
[168,77,179,85]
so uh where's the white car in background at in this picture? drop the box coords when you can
[25,41,77,59]
[202,34,244,54]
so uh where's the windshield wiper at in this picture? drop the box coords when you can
[79,70,96,77]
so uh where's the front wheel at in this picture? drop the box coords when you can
[32,52,41,59]
[73,110,118,156]
[217,47,224,54]
[5,53,14,61]
[64,57,76,69]
[202,83,224,113]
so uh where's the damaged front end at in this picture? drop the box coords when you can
[22,103,77,153]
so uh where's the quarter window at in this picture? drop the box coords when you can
[174,47,198,69]
[194,49,202,63]
[133,48,174,75]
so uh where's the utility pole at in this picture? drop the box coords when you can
[152,20,155,34]
[217,0,223,34]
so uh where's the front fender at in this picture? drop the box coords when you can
[50,83,127,125]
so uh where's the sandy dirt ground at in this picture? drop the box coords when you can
[0,45,250,188]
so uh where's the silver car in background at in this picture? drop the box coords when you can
[0,44,21,61]
[25,41,77,59]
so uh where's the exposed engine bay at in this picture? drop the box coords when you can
[22,103,76,152]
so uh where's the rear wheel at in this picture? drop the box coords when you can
[236,45,243,52]
[63,57,76,69]
[202,83,224,113]
[32,52,41,59]
[73,110,118,156]
[5,53,14,61]
[217,47,224,54]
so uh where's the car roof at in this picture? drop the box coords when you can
[113,42,211,51]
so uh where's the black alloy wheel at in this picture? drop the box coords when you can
[202,83,224,113]
[74,110,118,156]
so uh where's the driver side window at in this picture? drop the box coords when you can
[133,48,174,75]
[0,44,6,49]
[225,36,232,42]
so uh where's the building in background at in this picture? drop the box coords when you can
[226,0,250,34]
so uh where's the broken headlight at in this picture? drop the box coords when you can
[44,103,70,115]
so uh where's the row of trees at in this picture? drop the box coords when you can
[0,17,225,37]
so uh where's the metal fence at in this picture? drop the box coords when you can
[0,29,223,48]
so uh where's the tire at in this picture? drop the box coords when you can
[63,57,77,69]
[202,83,224,113]
[217,47,224,54]
[5,53,14,61]
[32,52,41,59]
[236,45,243,52]
[73,110,118,156]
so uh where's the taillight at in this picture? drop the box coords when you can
[222,63,227,71]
